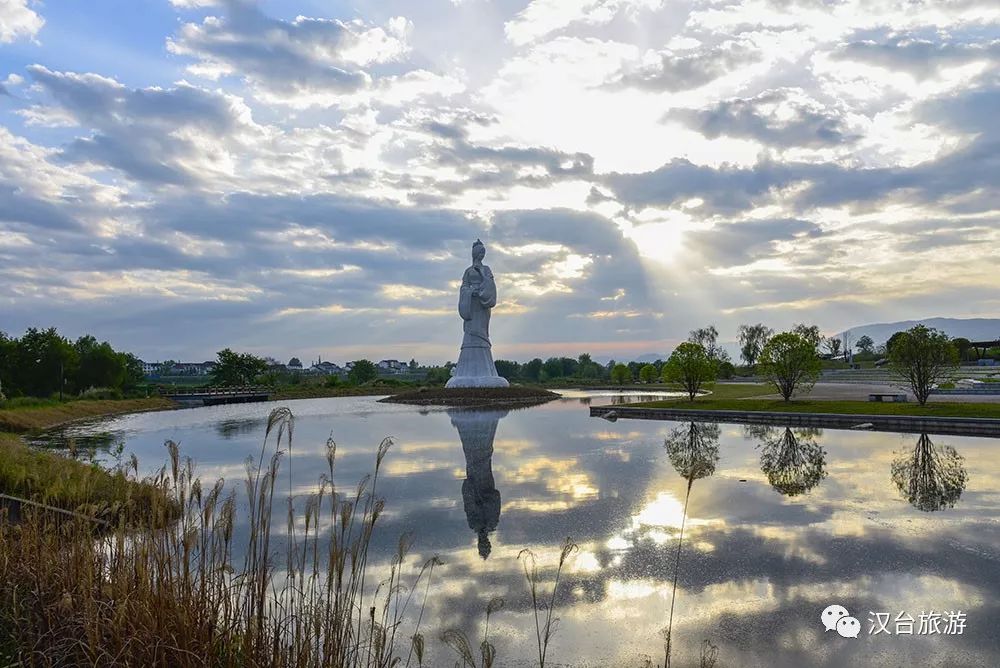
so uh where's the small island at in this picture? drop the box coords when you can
[379,385,559,408]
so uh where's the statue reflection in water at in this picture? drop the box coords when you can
[449,408,507,559]
[891,433,967,512]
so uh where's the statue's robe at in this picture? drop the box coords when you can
[447,262,508,387]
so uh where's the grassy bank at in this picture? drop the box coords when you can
[0,397,175,433]
[0,408,582,667]
[628,397,1000,419]
[0,397,177,519]
[0,432,168,520]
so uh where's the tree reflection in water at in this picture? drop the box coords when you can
[449,408,507,559]
[661,422,720,668]
[757,427,827,496]
[891,433,967,512]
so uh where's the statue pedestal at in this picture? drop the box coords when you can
[446,375,510,388]
[446,344,509,388]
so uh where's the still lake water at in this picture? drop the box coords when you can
[34,390,1000,667]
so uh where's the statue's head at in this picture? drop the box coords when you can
[472,239,486,262]
[478,528,492,559]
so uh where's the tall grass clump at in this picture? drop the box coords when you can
[518,538,578,668]
[0,407,438,667]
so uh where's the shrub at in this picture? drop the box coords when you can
[78,386,123,400]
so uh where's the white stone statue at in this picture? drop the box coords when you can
[446,239,510,388]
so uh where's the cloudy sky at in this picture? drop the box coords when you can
[1,0,998,364]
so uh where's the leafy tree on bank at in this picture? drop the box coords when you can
[951,337,972,362]
[75,335,130,391]
[758,332,822,401]
[689,325,731,364]
[424,365,452,385]
[639,363,658,383]
[887,326,959,406]
[822,337,842,359]
[792,323,823,352]
[213,349,269,386]
[856,335,875,355]
[348,359,378,385]
[663,342,715,401]
[10,328,78,398]
[521,358,543,382]
[576,353,602,379]
[610,363,631,385]
[494,359,520,380]
[737,323,774,367]
[0,327,144,399]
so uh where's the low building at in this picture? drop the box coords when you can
[139,360,161,376]
[173,361,217,376]
[311,361,344,375]
[377,359,407,374]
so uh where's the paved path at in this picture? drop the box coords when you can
[753,382,1000,404]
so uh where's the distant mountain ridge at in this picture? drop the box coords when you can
[839,317,1000,345]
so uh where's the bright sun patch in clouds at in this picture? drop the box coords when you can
[0,0,998,361]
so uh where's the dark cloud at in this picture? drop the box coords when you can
[833,31,1000,79]
[603,158,796,214]
[26,65,253,185]
[166,0,390,98]
[666,89,860,147]
[684,218,823,267]
[617,41,761,91]
[0,184,84,230]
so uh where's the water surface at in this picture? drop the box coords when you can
[35,391,1000,667]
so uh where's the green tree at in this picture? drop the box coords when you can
[425,365,451,385]
[120,353,145,389]
[689,325,730,364]
[576,353,600,379]
[737,323,773,367]
[16,327,77,398]
[494,359,520,380]
[663,342,715,401]
[408,358,419,372]
[856,335,875,355]
[348,359,378,385]
[792,323,823,351]
[951,337,972,362]
[610,363,631,385]
[75,335,127,391]
[885,331,907,357]
[639,363,658,383]
[522,358,543,382]
[758,332,821,401]
[0,331,15,399]
[542,357,564,379]
[213,348,268,386]
[887,326,959,405]
[822,337,842,359]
